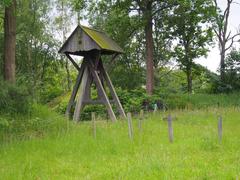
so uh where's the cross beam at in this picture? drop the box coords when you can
[65,52,126,122]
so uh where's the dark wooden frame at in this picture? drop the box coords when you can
[65,52,126,122]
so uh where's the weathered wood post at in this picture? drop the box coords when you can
[168,114,174,143]
[73,68,89,122]
[218,116,222,143]
[138,110,144,132]
[58,25,126,122]
[91,112,96,138]
[127,112,133,140]
[163,104,166,112]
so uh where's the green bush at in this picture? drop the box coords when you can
[53,88,165,120]
[0,81,32,114]
[0,104,69,142]
[40,86,64,103]
[51,85,240,120]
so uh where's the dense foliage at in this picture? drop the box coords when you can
[0,81,32,114]
[224,49,240,91]
[0,0,239,120]
[167,0,215,93]
[52,88,240,120]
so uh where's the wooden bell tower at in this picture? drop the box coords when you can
[58,25,126,122]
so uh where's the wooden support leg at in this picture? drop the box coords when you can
[88,62,117,122]
[100,63,126,118]
[99,68,105,90]
[65,62,85,118]
[73,67,89,122]
[83,72,92,102]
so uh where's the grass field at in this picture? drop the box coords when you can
[1,107,240,179]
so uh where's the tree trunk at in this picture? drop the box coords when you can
[4,0,16,83]
[186,65,192,94]
[144,2,154,95]
[213,0,239,83]
[220,49,225,81]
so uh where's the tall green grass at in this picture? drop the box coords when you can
[165,92,240,109]
[0,104,69,143]
[1,107,240,179]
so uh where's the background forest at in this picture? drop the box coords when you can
[0,0,240,117]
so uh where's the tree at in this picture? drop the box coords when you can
[54,0,74,91]
[70,0,85,24]
[225,49,240,73]
[54,0,85,91]
[224,49,240,90]
[153,6,172,69]
[168,0,214,93]
[16,0,57,96]
[88,0,175,95]
[3,0,16,83]
[131,0,176,95]
[137,0,154,95]
[213,0,240,81]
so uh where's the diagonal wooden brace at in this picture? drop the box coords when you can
[99,60,126,118]
[88,60,117,122]
[65,61,86,118]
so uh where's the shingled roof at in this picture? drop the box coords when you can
[59,25,124,55]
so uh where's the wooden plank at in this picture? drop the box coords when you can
[99,68,105,90]
[92,112,96,138]
[100,60,126,118]
[138,110,144,133]
[65,53,81,71]
[168,114,174,143]
[59,26,101,54]
[65,61,85,118]
[218,116,223,142]
[83,73,92,101]
[94,51,101,68]
[88,60,117,122]
[73,67,89,122]
[127,112,133,140]
[83,99,115,105]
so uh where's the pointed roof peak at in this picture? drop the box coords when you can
[59,25,124,55]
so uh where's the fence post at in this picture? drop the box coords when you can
[168,114,174,143]
[218,116,222,143]
[91,112,96,139]
[138,110,144,132]
[127,112,133,140]
[153,103,157,114]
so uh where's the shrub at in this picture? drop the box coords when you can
[0,81,32,115]
[40,86,64,103]
[53,88,166,120]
